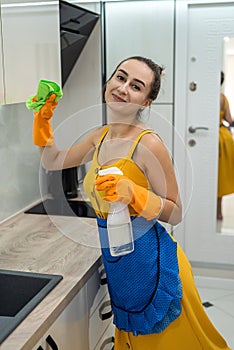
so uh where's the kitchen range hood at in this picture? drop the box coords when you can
[60,0,99,86]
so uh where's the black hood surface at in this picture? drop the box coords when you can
[60,0,99,86]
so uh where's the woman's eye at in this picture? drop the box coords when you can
[132,84,141,91]
[116,75,125,81]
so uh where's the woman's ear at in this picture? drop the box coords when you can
[143,99,153,108]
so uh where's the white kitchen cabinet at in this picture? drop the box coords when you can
[88,265,113,350]
[105,0,175,195]
[33,285,89,350]
[94,321,115,350]
[45,285,89,349]
[32,263,113,350]
[105,0,175,104]
[149,104,174,154]
[0,0,61,104]
[75,1,101,14]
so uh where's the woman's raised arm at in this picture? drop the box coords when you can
[31,92,103,171]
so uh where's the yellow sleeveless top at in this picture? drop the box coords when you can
[83,126,157,218]
[219,95,228,125]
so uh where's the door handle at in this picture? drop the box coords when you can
[188,126,209,133]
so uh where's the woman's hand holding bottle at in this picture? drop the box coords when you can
[95,173,163,220]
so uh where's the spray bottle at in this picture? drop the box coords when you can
[98,167,134,256]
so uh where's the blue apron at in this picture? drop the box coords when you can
[97,216,182,335]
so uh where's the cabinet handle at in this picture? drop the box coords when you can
[99,300,113,321]
[46,335,58,350]
[100,336,115,350]
[99,266,107,285]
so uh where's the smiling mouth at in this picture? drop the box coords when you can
[112,94,126,102]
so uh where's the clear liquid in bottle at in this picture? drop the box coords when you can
[107,221,134,256]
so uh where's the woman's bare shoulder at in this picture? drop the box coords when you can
[86,125,108,145]
[134,130,169,169]
[140,130,165,151]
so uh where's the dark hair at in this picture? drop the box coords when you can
[221,71,224,86]
[104,56,164,101]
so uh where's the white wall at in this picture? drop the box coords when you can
[0,103,41,222]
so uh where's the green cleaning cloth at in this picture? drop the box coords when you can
[26,79,63,111]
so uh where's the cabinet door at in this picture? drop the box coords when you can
[74,2,101,14]
[88,267,113,350]
[149,104,173,154]
[44,285,89,350]
[105,0,174,104]
[1,1,61,104]
[94,321,115,350]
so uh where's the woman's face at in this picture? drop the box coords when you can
[105,59,154,110]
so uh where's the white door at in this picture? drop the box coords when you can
[178,2,234,265]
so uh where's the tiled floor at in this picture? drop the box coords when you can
[197,285,234,349]
[199,193,234,349]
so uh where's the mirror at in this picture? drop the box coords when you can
[217,37,234,235]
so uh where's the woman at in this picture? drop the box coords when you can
[217,71,234,220]
[32,57,230,349]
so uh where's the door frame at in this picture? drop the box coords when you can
[174,0,234,256]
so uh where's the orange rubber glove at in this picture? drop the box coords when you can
[95,174,163,220]
[33,94,58,146]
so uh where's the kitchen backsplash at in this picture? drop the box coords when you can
[0,103,40,222]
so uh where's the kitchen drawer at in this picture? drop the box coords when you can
[89,292,113,350]
[94,321,115,350]
[88,265,109,316]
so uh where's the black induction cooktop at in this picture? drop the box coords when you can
[25,198,96,218]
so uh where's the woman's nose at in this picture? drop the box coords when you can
[118,82,128,93]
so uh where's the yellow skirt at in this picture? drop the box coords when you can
[114,244,231,350]
[218,126,234,197]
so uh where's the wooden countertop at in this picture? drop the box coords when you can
[0,210,101,350]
